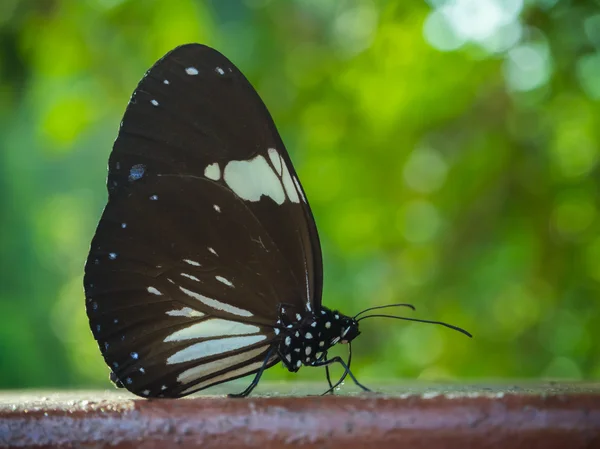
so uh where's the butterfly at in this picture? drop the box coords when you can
[84,44,471,398]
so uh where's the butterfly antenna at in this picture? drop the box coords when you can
[354,303,416,319]
[357,314,472,338]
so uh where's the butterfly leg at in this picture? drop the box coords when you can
[315,351,334,394]
[325,365,334,392]
[321,364,348,396]
[323,355,334,394]
[313,356,371,393]
[228,347,274,398]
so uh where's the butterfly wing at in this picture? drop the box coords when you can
[84,44,323,397]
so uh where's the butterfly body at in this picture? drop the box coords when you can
[276,307,359,373]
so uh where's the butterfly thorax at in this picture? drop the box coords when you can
[276,306,360,372]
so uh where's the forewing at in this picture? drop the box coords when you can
[108,44,322,310]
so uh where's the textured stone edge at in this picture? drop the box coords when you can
[1,389,600,448]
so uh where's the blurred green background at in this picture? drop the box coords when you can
[0,0,598,391]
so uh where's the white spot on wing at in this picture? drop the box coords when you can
[213,204,221,212]
[167,335,266,364]
[177,345,268,385]
[163,79,169,85]
[186,67,199,75]
[179,286,253,317]
[223,155,285,204]
[181,273,200,282]
[180,358,269,395]
[151,99,159,106]
[164,319,260,342]
[204,162,221,181]
[147,286,162,295]
[293,176,307,202]
[267,148,283,175]
[215,66,225,75]
[280,160,300,203]
[215,276,234,287]
[304,258,312,312]
[208,247,218,256]
[183,259,201,267]
[166,307,204,318]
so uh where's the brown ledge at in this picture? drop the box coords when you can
[1,382,599,448]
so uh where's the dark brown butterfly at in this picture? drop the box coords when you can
[84,44,471,398]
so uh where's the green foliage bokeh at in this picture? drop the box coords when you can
[0,0,598,390]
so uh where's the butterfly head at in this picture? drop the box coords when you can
[339,316,360,344]
[315,307,360,346]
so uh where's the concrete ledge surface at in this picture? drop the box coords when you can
[0,382,599,448]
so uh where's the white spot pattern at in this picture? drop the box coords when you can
[181,273,200,282]
[186,67,199,75]
[164,319,260,342]
[267,148,283,175]
[179,286,252,317]
[177,345,268,385]
[179,359,270,396]
[216,276,234,287]
[167,335,266,364]
[166,307,204,318]
[204,162,221,181]
[224,155,285,204]
[293,176,307,202]
[280,160,300,203]
[147,286,162,296]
